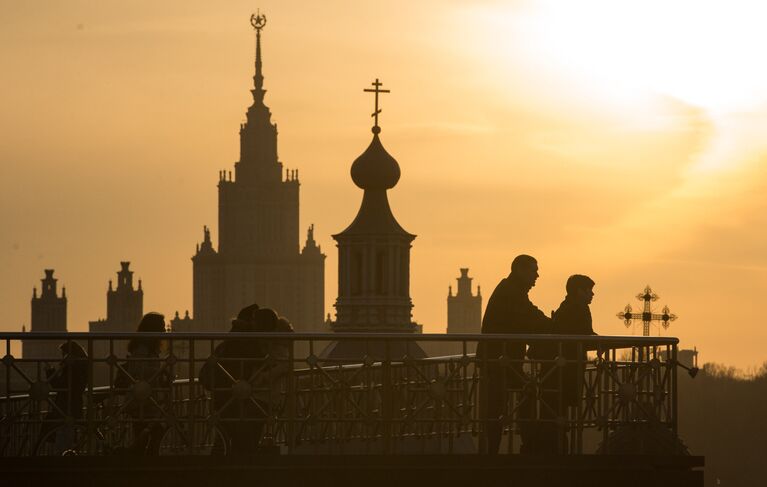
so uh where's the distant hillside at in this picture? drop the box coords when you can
[678,363,767,487]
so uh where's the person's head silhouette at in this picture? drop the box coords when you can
[274,317,294,332]
[510,254,539,291]
[253,308,279,332]
[137,312,166,332]
[565,274,595,305]
[59,341,87,359]
[129,312,166,355]
[231,303,260,331]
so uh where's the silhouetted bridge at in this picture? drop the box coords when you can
[1,332,703,486]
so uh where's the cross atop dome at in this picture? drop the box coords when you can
[363,78,390,134]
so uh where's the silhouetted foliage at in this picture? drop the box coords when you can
[678,361,767,487]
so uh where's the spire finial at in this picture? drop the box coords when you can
[250,11,267,96]
[203,225,211,244]
[250,10,266,32]
[363,78,390,134]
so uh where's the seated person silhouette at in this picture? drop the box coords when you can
[478,255,551,455]
[114,312,172,455]
[529,274,597,454]
[252,310,295,450]
[38,342,88,449]
[200,304,275,456]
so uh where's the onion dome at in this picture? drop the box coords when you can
[350,129,401,190]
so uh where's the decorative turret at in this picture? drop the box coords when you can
[104,261,143,330]
[301,224,322,256]
[447,268,482,334]
[195,225,217,259]
[116,262,134,291]
[330,79,418,334]
[24,269,67,359]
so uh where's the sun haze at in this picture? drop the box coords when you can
[2,0,766,369]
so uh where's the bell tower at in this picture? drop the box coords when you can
[331,79,417,332]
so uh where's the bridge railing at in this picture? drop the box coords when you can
[0,332,679,456]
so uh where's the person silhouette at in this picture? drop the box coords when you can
[39,341,88,448]
[529,274,597,454]
[478,254,551,455]
[252,311,294,448]
[114,312,172,455]
[200,303,268,456]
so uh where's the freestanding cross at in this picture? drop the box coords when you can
[617,285,677,336]
[363,78,390,133]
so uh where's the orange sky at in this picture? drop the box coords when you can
[2,1,767,370]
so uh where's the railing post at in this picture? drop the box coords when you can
[671,343,678,436]
[382,339,393,454]
[286,335,297,454]
[574,340,584,455]
[86,336,94,454]
[187,336,195,455]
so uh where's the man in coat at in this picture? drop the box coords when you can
[479,254,551,454]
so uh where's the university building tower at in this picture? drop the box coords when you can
[189,14,325,331]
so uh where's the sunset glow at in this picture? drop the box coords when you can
[2,1,766,370]
[476,0,767,112]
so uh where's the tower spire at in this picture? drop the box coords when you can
[250,11,267,104]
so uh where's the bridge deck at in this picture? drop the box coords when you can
[1,454,704,487]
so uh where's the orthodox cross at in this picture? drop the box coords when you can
[363,78,390,132]
[617,285,677,336]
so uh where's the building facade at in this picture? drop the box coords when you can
[22,269,67,360]
[188,16,325,332]
[88,261,144,335]
[447,268,482,334]
[89,262,143,383]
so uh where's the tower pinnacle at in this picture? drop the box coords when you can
[250,11,267,103]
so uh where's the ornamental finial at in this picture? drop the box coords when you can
[250,10,266,31]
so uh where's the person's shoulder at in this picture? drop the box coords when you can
[485,278,511,307]
[556,298,587,312]
[553,300,590,326]
[210,341,230,358]
[488,277,510,294]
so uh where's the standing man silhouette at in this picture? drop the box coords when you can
[479,254,551,454]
